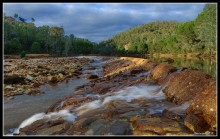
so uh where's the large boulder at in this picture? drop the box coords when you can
[147,64,177,85]
[164,70,213,104]
[185,81,216,133]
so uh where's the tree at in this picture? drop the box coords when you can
[176,21,196,53]
[19,17,26,22]
[31,42,41,53]
[195,4,216,56]
[31,18,35,23]
[14,13,18,19]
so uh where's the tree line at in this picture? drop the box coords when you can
[4,13,102,56]
[4,4,216,57]
[99,4,216,57]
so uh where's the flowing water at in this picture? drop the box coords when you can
[3,56,110,135]
[4,56,196,135]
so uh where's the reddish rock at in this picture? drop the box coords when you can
[33,82,40,87]
[92,81,113,94]
[184,114,210,133]
[162,109,181,121]
[185,81,216,132]
[164,70,213,104]
[85,74,98,79]
[147,63,177,85]
[132,116,190,135]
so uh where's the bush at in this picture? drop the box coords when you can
[20,50,26,58]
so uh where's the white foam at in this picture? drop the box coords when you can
[13,110,76,134]
[75,85,165,116]
[168,101,192,114]
[14,112,45,134]
[75,100,102,116]
[136,71,150,77]
[148,104,165,114]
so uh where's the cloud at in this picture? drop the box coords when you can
[3,3,205,42]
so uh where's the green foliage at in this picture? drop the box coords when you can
[99,4,216,56]
[31,42,41,53]
[20,50,26,58]
[4,5,216,57]
[4,14,97,56]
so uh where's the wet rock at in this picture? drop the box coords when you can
[185,81,216,132]
[84,86,93,94]
[85,119,107,135]
[85,74,98,79]
[147,64,177,85]
[6,96,14,100]
[36,122,71,135]
[76,117,98,128]
[162,109,181,121]
[85,67,96,70]
[20,119,47,133]
[132,116,186,135]
[105,120,131,135]
[133,130,159,135]
[130,69,143,75]
[119,111,145,120]
[14,92,23,96]
[184,114,210,133]
[4,75,25,84]
[24,88,41,95]
[92,81,113,94]
[164,70,213,104]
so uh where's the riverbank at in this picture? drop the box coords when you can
[3,57,91,98]
[4,56,216,136]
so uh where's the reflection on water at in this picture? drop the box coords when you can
[144,55,217,79]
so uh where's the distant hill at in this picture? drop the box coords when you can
[99,4,216,56]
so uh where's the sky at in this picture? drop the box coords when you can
[3,3,205,43]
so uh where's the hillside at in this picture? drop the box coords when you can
[99,4,217,56]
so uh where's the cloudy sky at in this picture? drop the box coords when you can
[3,3,205,43]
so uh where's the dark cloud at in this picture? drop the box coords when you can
[3,3,205,42]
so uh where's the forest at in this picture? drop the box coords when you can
[99,4,216,56]
[4,4,216,57]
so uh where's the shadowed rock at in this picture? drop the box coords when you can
[4,75,25,84]
[85,74,98,79]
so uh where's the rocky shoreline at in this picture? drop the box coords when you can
[4,57,91,98]
[4,56,216,136]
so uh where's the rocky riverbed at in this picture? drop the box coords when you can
[3,57,90,98]
[3,56,216,136]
